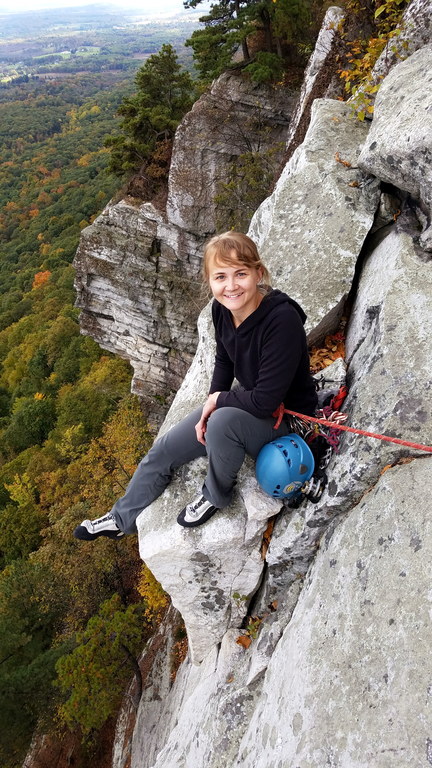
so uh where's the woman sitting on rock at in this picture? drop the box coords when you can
[74,231,318,540]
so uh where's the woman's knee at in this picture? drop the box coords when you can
[151,408,206,469]
[206,407,245,443]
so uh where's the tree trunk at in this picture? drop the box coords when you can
[121,644,143,707]
[242,37,250,61]
[275,36,283,59]
[260,5,273,53]
[234,0,250,61]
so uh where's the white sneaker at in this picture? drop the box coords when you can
[73,513,124,541]
[177,495,218,528]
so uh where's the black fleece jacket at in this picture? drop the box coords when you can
[209,289,317,418]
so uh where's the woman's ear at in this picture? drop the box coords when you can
[257,268,264,284]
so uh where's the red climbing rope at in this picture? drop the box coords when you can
[273,403,432,454]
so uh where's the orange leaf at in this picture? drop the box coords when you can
[236,635,252,649]
[380,464,392,475]
[335,151,352,168]
[260,519,275,559]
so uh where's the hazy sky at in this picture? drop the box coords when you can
[0,0,196,15]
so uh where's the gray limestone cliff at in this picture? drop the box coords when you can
[74,5,432,766]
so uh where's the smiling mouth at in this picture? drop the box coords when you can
[224,293,243,299]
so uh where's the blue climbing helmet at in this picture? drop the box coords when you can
[255,433,315,499]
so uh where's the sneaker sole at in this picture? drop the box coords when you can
[73,525,125,541]
[177,506,218,528]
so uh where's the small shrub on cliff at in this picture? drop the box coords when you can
[338,0,410,118]
[244,51,286,83]
[138,564,169,622]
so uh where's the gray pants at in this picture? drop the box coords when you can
[110,406,292,534]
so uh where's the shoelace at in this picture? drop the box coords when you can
[187,498,207,518]
[93,513,115,529]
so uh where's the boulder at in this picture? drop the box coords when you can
[166,71,296,235]
[248,98,381,345]
[359,46,432,250]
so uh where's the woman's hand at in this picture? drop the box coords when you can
[195,392,220,445]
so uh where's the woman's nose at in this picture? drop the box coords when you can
[226,275,237,290]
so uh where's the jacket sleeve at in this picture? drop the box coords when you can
[209,304,234,394]
[209,335,234,394]
[215,307,304,417]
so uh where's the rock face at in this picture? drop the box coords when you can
[265,220,432,604]
[249,97,380,344]
[359,46,432,251]
[134,93,383,667]
[167,71,296,235]
[73,200,206,418]
[236,458,432,768]
[285,6,346,158]
[74,73,297,420]
[371,0,432,82]
[123,218,432,768]
[129,458,431,768]
[107,10,432,768]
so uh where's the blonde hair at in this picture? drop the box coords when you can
[203,231,271,287]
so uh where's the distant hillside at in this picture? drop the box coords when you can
[0,3,200,79]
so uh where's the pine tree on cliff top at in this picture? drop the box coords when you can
[105,44,195,187]
[184,0,312,83]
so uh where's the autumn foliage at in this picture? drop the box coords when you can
[32,269,51,289]
[309,327,346,373]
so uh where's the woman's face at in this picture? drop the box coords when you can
[208,251,263,323]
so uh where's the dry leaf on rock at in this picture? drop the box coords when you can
[236,635,252,649]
